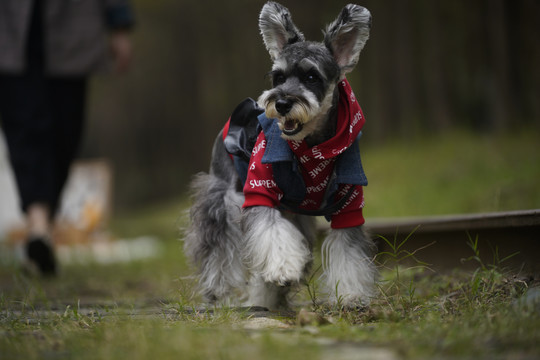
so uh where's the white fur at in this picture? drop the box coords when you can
[245,274,291,309]
[321,227,376,306]
[257,83,336,142]
[271,57,288,72]
[242,206,311,286]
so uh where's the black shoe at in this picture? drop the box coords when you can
[25,237,57,276]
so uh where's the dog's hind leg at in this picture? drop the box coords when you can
[184,134,246,304]
[321,226,377,307]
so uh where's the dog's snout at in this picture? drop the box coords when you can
[275,99,293,116]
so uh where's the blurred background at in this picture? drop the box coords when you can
[82,0,539,212]
[0,0,538,307]
[2,0,539,219]
[0,3,538,355]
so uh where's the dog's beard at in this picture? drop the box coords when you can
[267,100,311,138]
[257,85,336,141]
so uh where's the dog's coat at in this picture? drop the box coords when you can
[224,79,368,228]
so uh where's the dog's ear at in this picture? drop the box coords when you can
[324,4,371,76]
[259,2,305,60]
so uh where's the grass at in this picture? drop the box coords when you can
[1,129,539,359]
[362,128,540,217]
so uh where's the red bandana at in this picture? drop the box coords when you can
[243,79,366,229]
[289,79,365,160]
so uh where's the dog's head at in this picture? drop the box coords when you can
[257,2,371,141]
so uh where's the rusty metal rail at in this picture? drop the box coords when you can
[368,209,540,234]
[322,209,540,272]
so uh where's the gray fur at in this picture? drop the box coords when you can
[324,4,372,75]
[183,2,376,309]
[184,131,246,302]
[259,1,305,60]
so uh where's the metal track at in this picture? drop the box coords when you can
[324,209,540,272]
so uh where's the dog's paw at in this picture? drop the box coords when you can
[328,292,372,309]
[261,260,304,287]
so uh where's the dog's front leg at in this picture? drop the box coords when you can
[321,226,377,307]
[241,206,311,287]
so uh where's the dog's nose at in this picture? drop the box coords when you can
[275,99,293,116]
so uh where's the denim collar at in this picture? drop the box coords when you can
[257,113,367,186]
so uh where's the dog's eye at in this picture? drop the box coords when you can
[273,73,286,86]
[304,72,320,84]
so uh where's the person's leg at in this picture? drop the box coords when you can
[0,0,76,272]
[0,74,55,212]
[48,76,87,215]
[0,74,87,276]
[0,73,58,275]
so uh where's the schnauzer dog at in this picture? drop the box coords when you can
[184,2,376,309]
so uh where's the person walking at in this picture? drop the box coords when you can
[0,0,135,275]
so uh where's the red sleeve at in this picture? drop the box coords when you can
[330,185,366,228]
[222,118,231,140]
[242,133,283,209]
